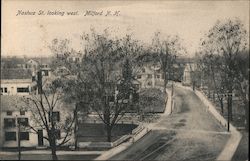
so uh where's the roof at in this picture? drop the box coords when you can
[0,95,74,112]
[0,95,28,111]
[30,57,52,65]
[1,68,32,80]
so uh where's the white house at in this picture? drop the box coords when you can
[182,63,197,86]
[135,65,164,89]
[1,68,37,96]
[0,95,75,149]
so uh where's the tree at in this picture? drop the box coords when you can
[198,53,227,113]
[49,39,90,150]
[150,32,186,91]
[233,51,249,130]
[200,18,248,125]
[22,72,75,160]
[81,29,140,142]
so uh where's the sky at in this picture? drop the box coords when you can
[2,0,249,58]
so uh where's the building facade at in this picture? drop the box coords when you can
[1,68,37,96]
[136,65,164,90]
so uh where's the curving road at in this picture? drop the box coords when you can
[110,86,230,160]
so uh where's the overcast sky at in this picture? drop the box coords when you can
[2,0,249,58]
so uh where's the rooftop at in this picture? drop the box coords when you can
[1,68,33,80]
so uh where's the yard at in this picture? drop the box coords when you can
[77,123,138,142]
[138,88,167,113]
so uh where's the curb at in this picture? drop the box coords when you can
[94,127,151,160]
[0,150,103,155]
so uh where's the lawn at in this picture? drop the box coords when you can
[138,88,167,113]
[77,123,138,142]
[232,131,249,161]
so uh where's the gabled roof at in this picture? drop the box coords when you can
[1,68,33,80]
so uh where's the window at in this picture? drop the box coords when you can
[148,74,152,78]
[42,70,49,76]
[137,75,141,79]
[17,87,29,93]
[1,88,3,93]
[142,68,145,73]
[147,81,152,86]
[4,88,7,93]
[20,110,26,115]
[6,111,12,116]
[156,75,161,79]
[18,118,29,126]
[4,118,16,128]
[5,132,16,141]
[55,130,61,139]
[68,57,73,62]
[20,132,29,140]
[49,111,60,122]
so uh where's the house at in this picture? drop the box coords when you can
[0,96,37,148]
[135,65,164,89]
[25,59,40,72]
[0,95,75,149]
[1,68,37,96]
[182,63,197,86]
[66,51,82,63]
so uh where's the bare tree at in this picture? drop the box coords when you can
[151,32,186,91]
[80,29,140,142]
[200,18,248,124]
[22,72,75,160]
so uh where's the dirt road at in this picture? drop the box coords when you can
[110,86,230,160]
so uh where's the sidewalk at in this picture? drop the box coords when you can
[176,83,242,161]
[0,150,103,156]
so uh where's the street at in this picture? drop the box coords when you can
[110,86,230,160]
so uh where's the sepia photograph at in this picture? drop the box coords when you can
[1,0,249,160]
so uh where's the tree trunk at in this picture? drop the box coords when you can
[227,93,233,121]
[106,125,112,142]
[74,106,78,150]
[208,89,211,98]
[163,70,167,93]
[50,138,58,160]
[220,98,224,114]
[51,146,58,160]
[244,101,249,131]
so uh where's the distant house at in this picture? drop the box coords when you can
[1,68,37,95]
[135,65,164,89]
[0,95,75,148]
[67,51,82,63]
[25,59,40,72]
[182,63,197,86]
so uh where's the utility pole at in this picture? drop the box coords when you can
[227,93,232,132]
[17,117,21,160]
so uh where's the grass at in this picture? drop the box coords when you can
[138,88,167,113]
[232,131,249,161]
[77,123,138,142]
